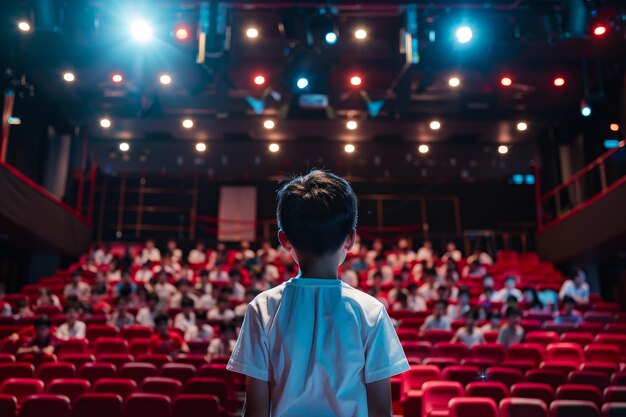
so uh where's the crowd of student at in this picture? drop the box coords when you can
[0,236,592,358]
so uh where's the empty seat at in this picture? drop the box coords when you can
[172,394,220,417]
[511,382,555,406]
[92,378,137,399]
[58,339,88,354]
[465,381,509,404]
[539,360,578,375]
[196,364,236,403]
[449,397,498,417]
[422,381,464,417]
[71,393,123,417]
[561,333,594,347]
[119,363,157,384]
[545,343,585,364]
[0,364,35,383]
[36,362,77,383]
[486,367,523,388]
[556,384,602,406]
[500,360,537,375]
[568,371,610,391]
[507,344,545,366]
[46,378,91,404]
[173,354,207,369]
[584,344,621,364]
[135,354,171,368]
[186,340,211,355]
[402,341,433,360]
[128,339,151,357]
[525,369,567,390]
[610,372,626,386]
[159,363,197,384]
[0,354,15,363]
[593,302,620,313]
[119,326,153,341]
[433,343,469,361]
[183,378,229,411]
[0,378,44,403]
[604,323,626,334]
[550,399,600,417]
[500,398,549,417]
[423,357,459,370]
[579,362,620,376]
[58,354,95,369]
[85,325,118,341]
[583,311,615,324]
[402,365,441,394]
[595,334,626,355]
[472,344,506,364]
[0,394,16,417]
[423,330,454,344]
[93,338,129,355]
[122,393,170,417]
[442,366,481,387]
[461,358,497,370]
[577,323,605,334]
[602,403,626,417]
[140,377,182,400]
[78,363,117,383]
[18,394,70,417]
[604,387,626,403]
[97,354,134,369]
[525,332,559,347]
[397,329,420,342]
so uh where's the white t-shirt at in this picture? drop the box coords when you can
[227,277,409,417]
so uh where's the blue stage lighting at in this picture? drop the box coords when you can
[129,19,154,43]
[604,140,619,149]
[581,105,592,117]
[297,77,309,89]
[455,26,473,44]
[325,32,338,44]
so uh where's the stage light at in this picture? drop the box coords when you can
[498,145,509,155]
[593,25,607,37]
[429,120,441,130]
[268,143,280,153]
[325,32,338,44]
[195,143,207,152]
[448,77,461,88]
[344,144,355,153]
[354,29,367,40]
[112,74,124,84]
[63,72,75,82]
[455,26,473,44]
[254,74,266,86]
[500,77,512,87]
[18,21,31,32]
[418,144,429,154]
[100,118,111,128]
[182,119,194,129]
[604,140,620,149]
[119,142,130,152]
[263,120,275,129]
[349,76,362,86]
[581,105,591,117]
[159,74,172,85]
[7,117,21,125]
[175,26,190,41]
[516,121,528,131]
[553,77,565,87]
[346,120,358,130]
[246,27,259,39]
[296,77,309,89]
[129,20,153,43]
[610,123,619,132]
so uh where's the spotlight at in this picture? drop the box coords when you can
[500,77,512,87]
[182,119,194,129]
[129,20,153,43]
[263,120,275,129]
[448,77,461,88]
[195,143,207,152]
[253,74,266,86]
[553,77,565,87]
[581,105,592,117]
[429,120,441,130]
[498,145,509,155]
[610,123,619,132]
[246,27,259,39]
[296,77,309,89]
[593,25,607,37]
[354,29,367,40]
[7,117,21,125]
[516,121,528,131]
[344,144,355,153]
[18,21,31,32]
[349,75,362,86]
[63,72,75,82]
[175,26,190,41]
[112,74,124,84]
[346,120,358,130]
[159,74,172,85]
[268,143,280,153]
[455,26,473,44]
[418,144,429,154]
[100,118,111,128]
[325,32,338,44]
[119,142,130,152]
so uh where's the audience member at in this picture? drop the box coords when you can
[134,262,154,284]
[165,239,183,263]
[56,304,86,340]
[497,307,524,348]
[554,296,583,325]
[35,288,61,309]
[150,314,189,356]
[406,284,427,312]
[136,293,161,327]
[494,275,523,303]
[151,271,178,302]
[441,242,462,262]
[558,268,590,304]
[206,321,236,361]
[140,239,161,263]
[448,289,471,320]
[17,315,60,356]
[387,275,409,304]
[188,241,207,264]
[169,279,200,308]
[467,247,493,266]
[113,271,138,298]
[452,309,485,348]
[108,297,135,330]
[207,295,235,321]
[522,287,545,312]
[417,269,439,302]
[174,297,200,340]
[420,300,452,335]
[64,272,91,301]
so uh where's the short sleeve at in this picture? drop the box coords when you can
[364,308,410,383]
[227,304,270,381]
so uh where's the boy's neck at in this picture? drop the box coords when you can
[296,265,339,280]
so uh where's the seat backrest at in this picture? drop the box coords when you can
[486,366,524,388]
[465,382,509,404]
[500,398,548,417]
[507,344,545,365]
[135,355,171,368]
[96,354,135,369]
[122,393,170,417]
[433,343,469,360]
[173,354,207,369]
[525,369,567,390]
[0,378,44,403]
[602,402,626,417]
[583,311,615,324]
[568,371,610,391]
[584,344,621,364]
[471,344,506,363]
[595,334,626,354]
[0,364,35,383]
[172,394,220,417]
[423,330,454,344]
[182,378,228,407]
[36,362,77,383]
[550,399,600,417]
[610,372,626,386]
[539,360,578,375]
[423,357,459,370]
[449,397,498,417]
[401,341,433,360]
[555,384,602,406]
[78,363,117,384]
[545,343,585,364]
[85,325,118,341]
[0,394,16,417]
[500,360,537,375]
[604,387,626,403]
[139,377,182,400]
[159,364,197,384]
[119,326,153,341]
[46,378,91,404]
[561,333,594,347]
[71,393,123,417]
[442,366,481,387]
[402,365,441,392]
[92,378,137,399]
[93,338,129,355]
[461,358,497,370]
[525,332,560,347]
[128,339,152,357]
[58,354,95,369]
[119,363,158,384]
[58,339,88,354]
[578,362,619,376]
[510,383,555,406]
[18,394,70,417]
[422,381,464,417]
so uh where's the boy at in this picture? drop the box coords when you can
[419,299,452,335]
[227,170,409,417]
[150,314,189,356]
[56,304,87,340]
[497,307,524,348]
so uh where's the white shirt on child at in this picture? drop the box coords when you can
[227,277,409,417]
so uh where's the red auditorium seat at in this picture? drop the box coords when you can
[119,326,153,341]
[604,323,626,334]
[182,378,229,410]
[122,393,170,417]
[526,312,554,322]
[159,363,197,384]
[595,334,626,355]
[402,365,441,393]
[465,381,509,404]
[0,354,15,363]
[18,394,70,417]
[603,387,626,403]
[97,354,134,368]
[58,339,88,354]
[0,378,44,403]
[539,360,578,375]
[136,354,171,368]
[423,357,459,369]
[140,377,182,400]
[128,339,152,357]
[500,360,537,374]
[46,378,91,403]
[449,397,498,417]
[602,403,626,417]
[58,354,95,369]
[441,366,480,387]
[172,394,220,417]
[550,400,600,417]
[433,342,469,361]
[483,331,500,343]
[174,354,207,369]
[423,330,454,344]
[577,322,605,334]
[119,363,158,384]
[556,384,602,406]
[486,367,523,388]
[542,322,577,335]
[36,362,77,383]
[461,358,497,370]
[93,338,129,355]
[510,383,555,406]
[422,381,464,417]
[500,398,549,417]
[561,333,594,347]
[568,371,610,391]
[400,318,426,329]
[593,303,620,313]
[525,332,560,347]
[78,362,117,383]
[397,329,420,342]
[507,344,545,366]
[584,344,621,364]
[0,394,17,417]
[71,393,123,417]
[186,340,211,355]
[34,306,61,316]
[197,364,236,397]
[579,361,620,376]
[402,341,433,361]
[525,369,567,390]
[583,312,615,324]
[472,343,506,364]
[0,363,35,383]
[208,355,230,365]
[86,325,118,341]
[545,343,585,363]
[610,372,626,386]
[92,378,137,399]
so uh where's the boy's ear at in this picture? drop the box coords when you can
[277,230,292,252]
[344,229,357,251]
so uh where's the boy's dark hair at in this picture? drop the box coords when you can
[176,279,191,289]
[63,304,79,314]
[506,295,519,303]
[505,307,522,318]
[34,315,52,328]
[217,295,230,304]
[434,300,448,309]
[180,297,195,308]
[396,292,408,304]
[146,293,160,303]
[276,170,358,255]
[406,283,418,292]
[154,314,169,326]
[464,309,479,320]
[219,321,236,333]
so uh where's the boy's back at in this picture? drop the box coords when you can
[228,277,408,417]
